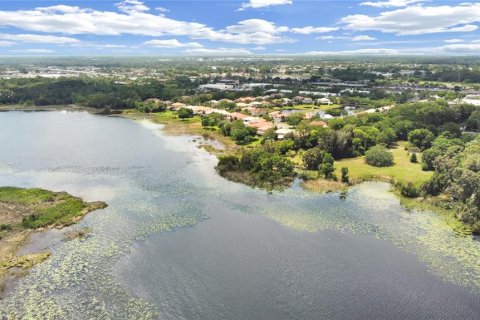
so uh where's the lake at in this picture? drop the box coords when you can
[0,111,479,319]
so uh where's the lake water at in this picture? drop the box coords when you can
[0,111,479,319]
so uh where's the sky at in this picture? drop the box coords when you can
[0,0,479,56]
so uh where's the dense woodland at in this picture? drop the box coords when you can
[0,77,198,109]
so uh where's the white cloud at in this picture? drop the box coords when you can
[184,48,252,55]
[0,40,14,46]
[290,26,339,34]
[239,0,292,10]
[316,35,376,41]
[360,0,425,8]
[155,7,169,13]
[444,39,465,44]
[437,41,480,54]
[0,3,296,45]
[0,33,79,44]
[317,36,335,40]
[116,0,150,13]
[226,19,284,34]
[341,3,480,35]
[252,46,266,50]
[143,39,203,48]
[351,35,376,41]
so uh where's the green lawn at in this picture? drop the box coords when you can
[335,142,433,186]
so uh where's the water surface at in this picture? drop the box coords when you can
[0,111,479,319]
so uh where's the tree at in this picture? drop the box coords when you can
[178,107,194,119]
[365,145,394,167]
[466,110,480,131]
[320,153,335,179]
[410,153,418,163]
[261,128,277,144]
[341,167,349,183]
[408,129,434,150]
[303,147,325,170]
[286,112,304,126]
[377,127,397,146]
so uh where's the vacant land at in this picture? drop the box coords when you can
[0,187,106,293]
[335,142,433,186]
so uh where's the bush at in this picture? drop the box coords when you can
[0,224,12,231]
[341,167,349,183]
[400,182,420,198]
[410,153,418,163]
[365,145,394,167]
[178,107,194,119]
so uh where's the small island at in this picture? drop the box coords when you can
[0,187,107,293]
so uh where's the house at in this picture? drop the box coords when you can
[187,106,213,115]
[302,97,314,104]
[228,112,248,121]
[281,98,292,107]
[320,114,334,120]
[293,96,306,103]
[236,102,249,108]
[246,121,275,136]
[269,111,285,123]
[244,107,265,117]
[236,97,256,103]
[316,97,332,105]
[276,127,295,139]
[170,102,187,110]
[243,116,263,124]
[250,101,264,108]
[207,109,230,116]
[209,100,220,107]
[309,121,328,128]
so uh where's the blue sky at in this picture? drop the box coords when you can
[0,0,479,55]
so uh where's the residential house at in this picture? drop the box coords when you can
[309,121,328,128]
[316,97,332,105]
[246,121,275,136]
[228,112,248,121]
[170,102,187,110]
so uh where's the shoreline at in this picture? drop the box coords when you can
[0,107,474,236]
[0,187,107,298]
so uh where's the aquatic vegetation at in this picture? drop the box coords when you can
[264,182,480,291]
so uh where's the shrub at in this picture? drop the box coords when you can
[365,145,394,167]
[341,167,349,183]
[178,107,194,119]
[400,182,420,198]
[410,153,418,163]
[0,224,12,231]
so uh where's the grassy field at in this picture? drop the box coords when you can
[335,142,433,186]
[0,187,55,205]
